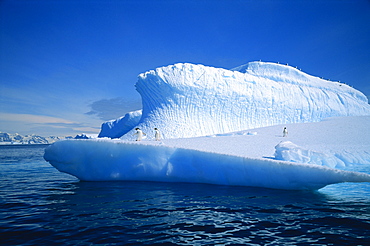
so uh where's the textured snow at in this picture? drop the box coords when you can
[102,61,370,139]
[44,116,370,190]
[274,141,342,168]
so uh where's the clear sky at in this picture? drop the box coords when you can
[1,0,369,136]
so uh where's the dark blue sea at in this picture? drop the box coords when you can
[1,145,369,245]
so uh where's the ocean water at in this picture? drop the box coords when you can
[1,145,369,245]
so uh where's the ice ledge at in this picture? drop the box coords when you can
[44,138,370,190]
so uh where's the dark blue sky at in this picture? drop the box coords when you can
[1,0,369,136]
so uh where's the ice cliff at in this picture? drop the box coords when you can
[100,61,370,139]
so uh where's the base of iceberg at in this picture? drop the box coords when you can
[44,116,370,190]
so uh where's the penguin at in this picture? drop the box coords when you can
[154,128,161,141]
[133,128,145,141]
[283,127,288,137]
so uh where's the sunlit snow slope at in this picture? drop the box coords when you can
[101,62,370,139]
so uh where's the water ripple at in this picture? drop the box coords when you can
[1,145,369,245]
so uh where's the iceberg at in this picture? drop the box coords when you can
[44,62,370,190]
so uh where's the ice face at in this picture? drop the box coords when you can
[101,62,370,139]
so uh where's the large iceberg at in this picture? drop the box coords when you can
[102,61,370,139]
[44,62,370,190]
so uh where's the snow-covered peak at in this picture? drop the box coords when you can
[233,61,310,84]
[233,61,368,102]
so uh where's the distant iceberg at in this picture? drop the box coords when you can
[44,62,370,190]
[101,61,370,140]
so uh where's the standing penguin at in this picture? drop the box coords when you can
[283,127,288,137]
[134,128,145,141]
[154,128,161,141]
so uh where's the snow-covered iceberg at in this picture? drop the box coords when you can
[44,62,370,190]
[103,61,370,140]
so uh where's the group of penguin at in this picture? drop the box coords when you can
[134,127,288,141]
[134,128,161,141]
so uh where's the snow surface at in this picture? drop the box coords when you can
[44,116,370,190]
[101,61,370,139]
